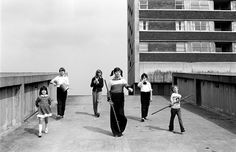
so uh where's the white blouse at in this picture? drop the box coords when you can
[51,76,69,88]
[137,81,152,92]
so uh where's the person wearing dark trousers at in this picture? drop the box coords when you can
[50,67,69,119]
[108,67,133,137]
[57,87,68,117]
[168,85,185,133]
[90,69,104,117]
[137,73,152,122]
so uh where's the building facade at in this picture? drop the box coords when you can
[127,0,236,95]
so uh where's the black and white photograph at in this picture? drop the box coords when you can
[0,0,236,151]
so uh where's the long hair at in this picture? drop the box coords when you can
[110,67,123,77]
[95,69,102,78]
[39,86,48,95]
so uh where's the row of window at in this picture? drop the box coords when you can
[139,42,236,53]
[139,0,236,10]
[175,0,213,10]
[139,21,236,31]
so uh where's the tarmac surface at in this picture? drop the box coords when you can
[0,95,236,152]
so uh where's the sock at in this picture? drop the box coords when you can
[45,124,48,133]
[39,124,43,134]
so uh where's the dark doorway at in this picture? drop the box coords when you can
[196,80,201,106]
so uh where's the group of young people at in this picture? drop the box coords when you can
[90,67,185,137]
[34,66,185,138]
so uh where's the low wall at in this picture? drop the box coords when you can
[172,72,236,117]
[0,73,57,136]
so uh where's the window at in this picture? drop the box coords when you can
[176,21,185,31]
[191,42,211,52]
[175,0,184,9]
[139,21,148,31]
[232,22,236,31]
[148,0,175,9]
[176,43,185,52]
[232,1,236,10]
[233,43,236,52]
[200,1,210,10]
[191,0,200,9]
[195,22,201,30]
[192,42,201,52]
[148,21,175,31]
[190,0,210,10]
[139,43,148,52]
[191,21,209,31]
[149,42,176,52]
[139,0,148,9]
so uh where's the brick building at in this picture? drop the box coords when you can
[127,0,236,95]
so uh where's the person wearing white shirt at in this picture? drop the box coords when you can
[50,67,69,119]
[168,85,185,133]
[137,73,152,122]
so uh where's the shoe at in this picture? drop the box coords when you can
[181,130,185,133]
[95,113,100,117]
[144,117,148,120]
[169,129,173,132]
[117,133,123,137]
[38,132,42,138]
[44,128,48,134]
[141,118,145,122]
[113,134,118,137]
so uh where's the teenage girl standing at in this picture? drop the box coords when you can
[108,67,133,137]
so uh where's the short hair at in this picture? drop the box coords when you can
[171,85,178,92]
[39,86,48,95]
[110,67,123,77]
[141,73,148,80]
[59,67,65,72]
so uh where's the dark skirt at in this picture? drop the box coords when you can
[57,87,68,116]
[37,101,52,118]
[110,92,127,136]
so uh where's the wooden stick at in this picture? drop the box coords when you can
[151,94,193,115]
[104,80,121,133]
[24,110,38,122]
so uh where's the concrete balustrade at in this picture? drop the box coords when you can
[0,73,58,136]
[172,72,236,118]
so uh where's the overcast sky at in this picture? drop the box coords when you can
[0,0,128,95]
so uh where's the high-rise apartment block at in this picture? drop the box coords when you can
[128,0,236,95]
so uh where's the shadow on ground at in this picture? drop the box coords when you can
[126,115,141,122]
[182,103,236,135]
[75,112,94,117]
[145,125,169,132]
[162,95,236,135]
[24,128,38,136]
[84,126,113,137]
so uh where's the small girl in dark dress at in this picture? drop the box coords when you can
[35,86,53,137]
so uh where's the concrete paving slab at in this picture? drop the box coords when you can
[0,95,236,152]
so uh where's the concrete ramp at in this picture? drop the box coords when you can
[0,95,236,152]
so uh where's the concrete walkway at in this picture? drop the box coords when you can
[0,95,236,152]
